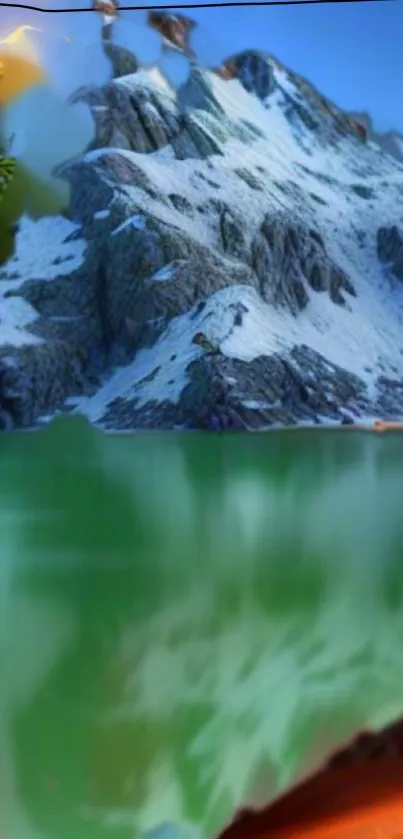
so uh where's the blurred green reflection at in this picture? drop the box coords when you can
[1,417,403,839]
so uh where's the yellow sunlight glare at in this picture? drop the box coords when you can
[0,26,47,107]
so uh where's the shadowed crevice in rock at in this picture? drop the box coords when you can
[377,225,403,281]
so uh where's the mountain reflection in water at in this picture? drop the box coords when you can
[1,416,403,839]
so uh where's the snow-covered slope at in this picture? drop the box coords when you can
[1,43,403,431]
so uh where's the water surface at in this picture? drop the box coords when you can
[2,418,403,839]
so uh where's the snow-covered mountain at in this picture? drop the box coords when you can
[1,35,403,432]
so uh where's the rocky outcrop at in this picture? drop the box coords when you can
[71,68,255,159]
[71,77,181,154]
[377,225,403,262]
[0,232,103,428]
[0,329,99,429]
[282,66,368,143]
[216,50,367,144]
[377,225,403,280]
[98,345,373,431]
[216,50,276,100]
[88,9,378,155]
[82,12,370,155]
[102,40,139,79]
[251,218,356,314]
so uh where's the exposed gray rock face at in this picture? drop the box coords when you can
[102,40,140,79]
[375,375,403,417]
[217,50,276,101]
[251,218,355,314]
[72,78,181,154]
[218,50,368,146]
[72,67,257,160]
[0,313,99,428]
[234,168,264,191]
[65,153,257,327]
[220,209,249,262]
[377,225,403,280]
[0,251,103,428]
[177,65,224,117]
[350,184,373,200]
[97,345,373,431]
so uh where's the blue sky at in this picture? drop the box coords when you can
[1,0,402,132]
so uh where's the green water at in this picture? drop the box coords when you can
[2,417,403,839]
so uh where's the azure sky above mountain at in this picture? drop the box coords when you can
[0,0,402,132]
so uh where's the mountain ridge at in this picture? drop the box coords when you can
[101,7,402,158]
[1,20,403,431]
[146,11,403,156]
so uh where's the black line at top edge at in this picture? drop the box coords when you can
[0,0,394,13]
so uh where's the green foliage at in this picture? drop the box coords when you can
[0,153,16,197]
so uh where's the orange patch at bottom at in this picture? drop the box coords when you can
[219,754,403,839]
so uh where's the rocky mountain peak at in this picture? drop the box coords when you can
[1,15,403,433]
[216,50,276,101]
[91,7,399,158]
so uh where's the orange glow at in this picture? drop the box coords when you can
[374,420,403,432]
[0,33,47,108]
[340,420,403,432]
[0,25,47,106]
[218,753,403,839]
[0,52,46,106]
[261,798,403,838]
